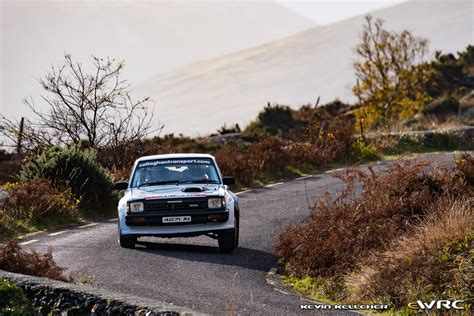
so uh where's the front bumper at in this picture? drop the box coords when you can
[125,209,229,227]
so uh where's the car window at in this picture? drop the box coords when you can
[131,158,220,187]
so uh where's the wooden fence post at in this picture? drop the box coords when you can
[17,117,24,155]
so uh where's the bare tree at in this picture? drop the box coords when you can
[2,54,160,150]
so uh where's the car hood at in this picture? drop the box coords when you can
[127,184,225,201]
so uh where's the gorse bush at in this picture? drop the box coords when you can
[421,94,460,118]
[1,180,79,221]
[243,103,301,137]
[351,138,382,161]
[20,145,112,208]
[426,45,474,98]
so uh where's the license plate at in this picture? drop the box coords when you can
[162,216,191,223]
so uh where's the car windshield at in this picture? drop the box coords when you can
[130,158,221,188]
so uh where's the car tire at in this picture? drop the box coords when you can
[118,223,136,249]
[119,235,136,249]
[218,228,237,253]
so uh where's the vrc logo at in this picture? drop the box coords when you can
[408,300,465,310]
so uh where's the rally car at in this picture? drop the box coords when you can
[114,153,239,252]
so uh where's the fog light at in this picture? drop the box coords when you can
[208,214,221,221]
[132,217,145,223]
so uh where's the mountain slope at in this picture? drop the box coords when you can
[0,0,313,122]
[139,0,473,136]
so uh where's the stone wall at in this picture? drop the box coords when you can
[1,270,203,315]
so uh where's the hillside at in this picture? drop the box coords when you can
[138,0,473,136]
[0,0,313,123]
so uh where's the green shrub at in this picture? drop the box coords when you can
[244,103,301,137]
[242,121,268,138]
[423,131,471,150]
[421,95,460,118]
[294,100,351,124]
[351,138,382,161]
[426,45,474,97]
[20,145,112,208]
[0,279,33,315]
[217,123,241,135]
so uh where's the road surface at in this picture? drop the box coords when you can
[22,153,461,314]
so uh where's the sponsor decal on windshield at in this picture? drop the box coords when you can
[138,159,211,168]
[143,195,164,199]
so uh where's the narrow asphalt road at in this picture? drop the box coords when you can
[22,152,462,315]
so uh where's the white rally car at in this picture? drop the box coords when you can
[114,153,239,252]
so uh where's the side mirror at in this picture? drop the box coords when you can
[114,181,129,190]
[222,176,235,185]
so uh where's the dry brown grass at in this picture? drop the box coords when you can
[345,196,473,307]
[216,120,354,185]
[96,115,355,186]
[0,239,71,282]
[456,153,474,186]
[274,153,474,307]
[275,154,473,278]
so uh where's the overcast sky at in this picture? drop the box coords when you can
[277,0,406,24]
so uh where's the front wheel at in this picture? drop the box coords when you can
[118,223,136,249]
[119,234,136,248]
[218,228,237,253]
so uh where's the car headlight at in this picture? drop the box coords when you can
[208,197,225,209]
[128,201,144,212]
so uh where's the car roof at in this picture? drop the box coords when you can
[135,153,215,163]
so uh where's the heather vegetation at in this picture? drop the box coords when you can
[275,154,473,310]
[0,239,71,282]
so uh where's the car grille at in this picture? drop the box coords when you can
[144,198,208,212]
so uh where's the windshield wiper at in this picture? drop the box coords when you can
[176,179,219,185]
[138,180,179,188]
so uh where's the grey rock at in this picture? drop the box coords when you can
[0,189,8,206]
